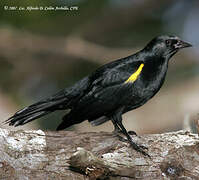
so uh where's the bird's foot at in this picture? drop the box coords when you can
[134,144,150,158]
[112,126,149,157]
[138,144,148,150]
[113,128,138,136]
[114,134,148,152]
[127,131,148,150]
[128,130,137,136]
[129,140,150,157]
[118,136,150,157]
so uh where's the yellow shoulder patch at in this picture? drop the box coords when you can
[125,63,144,83]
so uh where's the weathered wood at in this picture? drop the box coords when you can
[0,128,199,180]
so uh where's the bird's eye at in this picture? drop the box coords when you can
[165,39,172,46]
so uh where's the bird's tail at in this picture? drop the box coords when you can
[4,90,71,127]
[4,77,90,127]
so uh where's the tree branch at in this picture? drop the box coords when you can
[0,128,199,179]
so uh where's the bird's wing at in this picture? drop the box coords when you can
[72,61,144,120]
[92,61,144,88]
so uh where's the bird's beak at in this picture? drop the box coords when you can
[174,40,192,49]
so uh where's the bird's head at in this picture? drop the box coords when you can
[143,35,192,59]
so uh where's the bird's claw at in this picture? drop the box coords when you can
[138,144,148,150]
[131,143,150,158]
[128,130,137,136]
[114,128,137,136]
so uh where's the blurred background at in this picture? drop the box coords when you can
[0,0,199,134]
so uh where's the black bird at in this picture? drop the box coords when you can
[5,35,191,156]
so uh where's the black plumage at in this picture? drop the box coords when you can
[5,35,191,156]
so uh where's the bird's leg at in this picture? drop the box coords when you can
[111,119,122,134]
[111,119,131,143]
[111,119,128,142]
[111,119,137,136]
[112,109,150,157]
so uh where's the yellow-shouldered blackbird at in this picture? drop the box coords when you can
[5,35,192,156]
